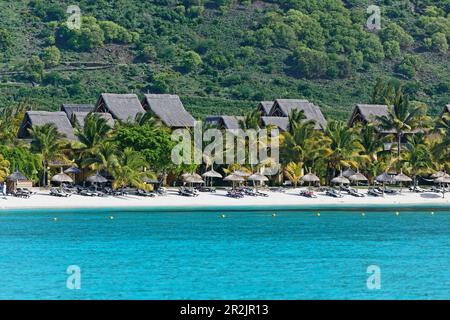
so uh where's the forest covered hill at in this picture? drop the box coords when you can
[0,0,448,120]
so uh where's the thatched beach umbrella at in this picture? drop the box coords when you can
[394,170,412,193]
[431,171,446,179]
[233,170,251,177]
[301,172,320,191]
[434,174,450,198]
[51,170,73,185]
[342,168,356,178]
[202,170,222,187]
[348,172,368,187]
[6,170,28,182]
[183,174,204,192]
[6,170,28,192]
[87,173,108,184]
[64,166,81,175]
[331,174,350,195]
[376,172,394,196]
[224,174,245,189]
[248,173,269,190]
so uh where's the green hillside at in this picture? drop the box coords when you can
[0,0,448,120]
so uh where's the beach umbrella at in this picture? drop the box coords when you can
[376,172,394,197]
[6,170,28,192]
[233,170,251,177]
[434,174,450,198]
[224,174,245,189]
[331,174,350,195]
[6,170,28,182]
[51,171,73,184]
[86,173,108,191]
[394,170,412,193]
[431,171,446,179]
[143,178,160,184]
[248,173,269,190]
[183,174,204,184]
[301,172,320,191]
[64,166,81,174]
[202,170,222,187]
[348,172,368,187]
[342,168,356,178]
[87,173,108,184]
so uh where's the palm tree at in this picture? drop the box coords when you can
[0,103,27,146]
[284,162,303,188]
[30,124,66,186]
[325,120,363,178]
[238,110,262,130]
[134,112,161,128]
[431,114,450,170]
[376,87,423,160]
[110,148,150,189]
[402,133,431,190]
[75,113,113,158]
[287,109,308,134]
[81,141,118,173]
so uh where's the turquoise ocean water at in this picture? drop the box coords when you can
[0,206,449,299]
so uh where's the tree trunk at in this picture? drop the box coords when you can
[397,133,402,161]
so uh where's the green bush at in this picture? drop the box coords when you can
[41,46,61,68]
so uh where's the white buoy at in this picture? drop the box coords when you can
[272,213,277,217]
[361,212,365,216]
[109,216,114,220]
[53,217,58,221]
[317,212,321,217]
[431,212,435,215]
[395,212,400,216]
[221,214,226,219]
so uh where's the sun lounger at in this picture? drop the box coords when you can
[300,190,317,198]
[226,190,244,198]
[136,189,156,197]
[347,187,365,197]
[178,187,199,197]
[79,189,96,197]
[368,188,382,197]
[50,188,70,197]
[326,188,343,198]
[195,186,216,193]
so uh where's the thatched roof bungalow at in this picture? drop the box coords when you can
[61,104,95,119]
[268,99,327,129]
[347,104,389,128]
[94,93,145,122]
[256,101,274,116]
[204,116,244,130]
[71,112,115,128]
[261,117,289,132]
[440,104,450,120]
[18,111,77,141]
[142,94,195,128]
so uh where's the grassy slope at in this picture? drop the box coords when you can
[0,1,447,120]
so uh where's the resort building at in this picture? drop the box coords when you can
[347,104,389,129]
[18,111,78,141]
[256,101,274,116]
[261,117,289,132]
[94,93,146,122]
[204,116,244,130]
[267,99,327,130]
[142,94,196,129]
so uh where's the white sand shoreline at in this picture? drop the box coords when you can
[1,188,450,211]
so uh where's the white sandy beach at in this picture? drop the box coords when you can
[1,188,450,210]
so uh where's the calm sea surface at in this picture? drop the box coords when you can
[0,207,449,299]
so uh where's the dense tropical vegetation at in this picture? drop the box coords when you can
[0,80,449,189]
[0,0,448,120]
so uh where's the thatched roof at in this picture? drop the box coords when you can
[61,104,95,119]
[18,111,77,141]
[142,94,195,128]
[71,112,115,128]
[261,117,289,131]
[205,116,243,130]
[95,93,145,122]
[257,101,274,116]
[347,104,389,127]
[269,99,327,129]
